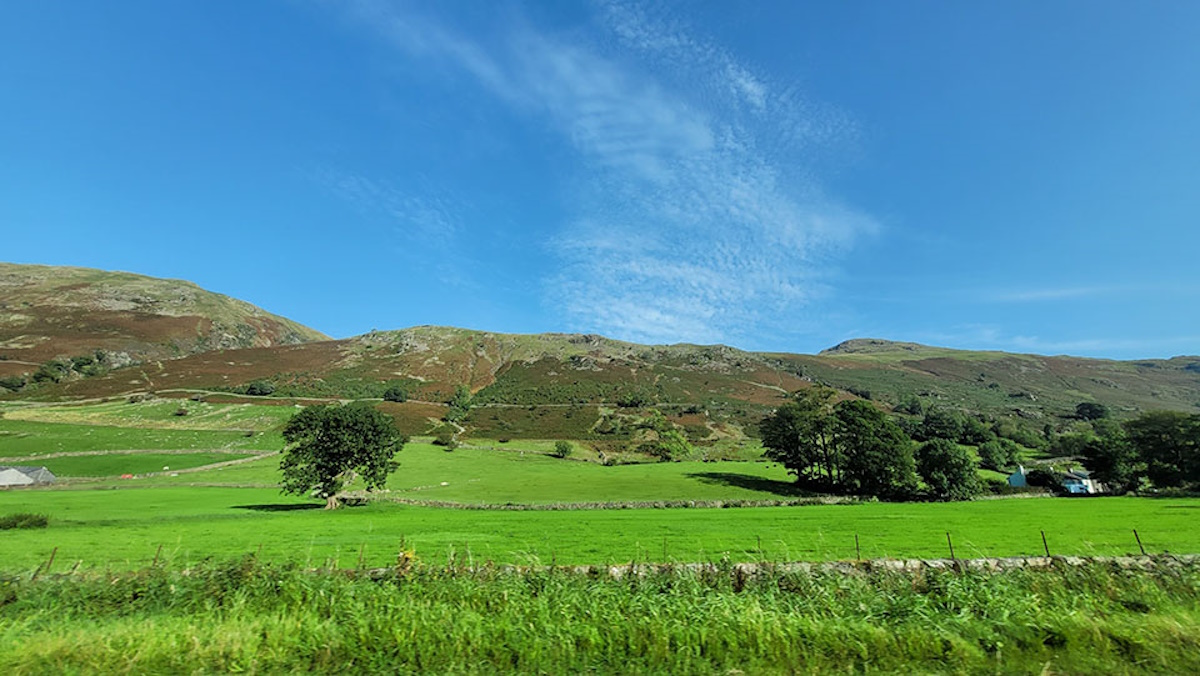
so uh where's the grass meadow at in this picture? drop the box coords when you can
[1,556,1197,674]
[0,418,279,457]
[2,486,1194,571]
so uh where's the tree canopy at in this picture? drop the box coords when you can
[759,386,836,489]
[833,399,917,499]
[760,389,923,499]
[916,438,980,501]
[280,403,406,509]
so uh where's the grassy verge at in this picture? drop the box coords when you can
[1,557,1196,674]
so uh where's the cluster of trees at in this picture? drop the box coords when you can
[445,385,472,422]
[0,352,113,392]
[1076,411,1200,493]
[759,387,979,501]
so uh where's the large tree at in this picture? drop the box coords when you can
[759,386,837,488]
[1080,420,1141,494]
[1124,411,1200,488]
[833,399,917,499]
[280,403,406,509]
[916,438,980,501]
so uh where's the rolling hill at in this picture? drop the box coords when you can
[0,263,329,379]
[3,264,1198,441]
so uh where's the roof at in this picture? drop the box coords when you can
[0,466,57,485]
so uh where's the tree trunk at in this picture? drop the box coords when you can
[325,494,340,510]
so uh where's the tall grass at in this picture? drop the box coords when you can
[2,556,1197,674]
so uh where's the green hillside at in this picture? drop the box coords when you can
[0,263,329,378]
[3,264,1197,444]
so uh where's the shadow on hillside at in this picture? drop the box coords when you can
[232,503,323,512]
[685,472,812,497]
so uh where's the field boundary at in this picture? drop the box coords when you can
[340,491,858,510]
[371,553,1200,579]
[18,553,1197,582]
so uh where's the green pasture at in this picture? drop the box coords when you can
[33,452,256,477]
[94,439,1013,503]
[71,440,799,501]
[383,441,800,504]
[0,419,281,457]
[2,399,294,431]
[1,486,1194,571]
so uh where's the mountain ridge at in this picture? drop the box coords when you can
[3,264,1198,436]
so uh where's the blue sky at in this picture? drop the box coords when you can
[2,1,1198,359]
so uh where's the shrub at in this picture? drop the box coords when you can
[893,396,923,416]
[552,440,571,458]
[616,391,649,408]
[244,380,276,396]
[433,431,458,450]
[0,513,49,530]
[0,375,26,392]
[383,384,409,403]
[1076,402,1109,421]
[31,359,72,384]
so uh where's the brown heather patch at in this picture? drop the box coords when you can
[376,401,446,436]
[0,361,33,377]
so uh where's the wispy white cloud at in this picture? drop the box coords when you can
[311,167,460,246]
[914,324,1200,358]
[337,0,874,344]
[982,283,1199,303]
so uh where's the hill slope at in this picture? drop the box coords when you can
[19,323,1200,441]
[0,263,329,376]
[3,264,1196,437]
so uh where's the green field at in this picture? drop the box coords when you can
[30,451,257,477]
[1,486,1194,571]
[0,419,280,457]
[2,398,295,430]
[3,401,1198,573]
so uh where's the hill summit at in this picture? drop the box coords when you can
[0,263,328,376]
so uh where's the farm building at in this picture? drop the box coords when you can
[1007,465,1029,488]
[1007,465,1103,494]
[0,466,57,488]
[1061,468,1102,494]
